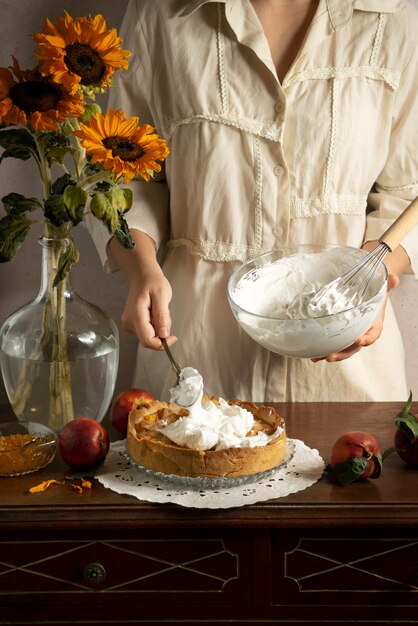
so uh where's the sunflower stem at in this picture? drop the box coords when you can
[81,171,115,189]
[33,132,52,199]
[70,119,87,182]
[10,133,75,430]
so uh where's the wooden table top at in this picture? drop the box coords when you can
[1,401,417,529]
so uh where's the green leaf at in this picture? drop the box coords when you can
[395,414,418,442]
[44,194,70,227]
[2,192,42,216]
[105,187,131,213]
[79,102,102,123]
[59,120,76,136]
[0,144,34,163]
[84,162,102,177]
[398,391,413,418]
[113,213,135,249]
[121,188,133,212]
[0,128,37,163]
[90,192,118,233]
[0,128,36,151]
[0,213,32,262]
[94,180,112,193]
[47,146,72,165]
[63,185,88,226]
[371,452,383,479]
[53,238,80,287]
[52,173,75,195]
[395,391,418,442]
[332,457,368,486]
[41,130,73,165]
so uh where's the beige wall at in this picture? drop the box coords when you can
[0,0,417,405]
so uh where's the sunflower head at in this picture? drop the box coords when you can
[32,11,130,96]
[74,109,170,183]
[0,57,84,130]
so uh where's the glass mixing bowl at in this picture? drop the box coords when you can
[227,244,388,359]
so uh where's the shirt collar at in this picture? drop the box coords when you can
[179,0,405,25]
[179,0,225,17]
[327,0,405,30]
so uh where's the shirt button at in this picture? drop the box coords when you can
[273,164,284,176]
[275,101,283,115]
[272,225,283,238]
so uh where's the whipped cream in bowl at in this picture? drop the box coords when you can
[227,244,387,359]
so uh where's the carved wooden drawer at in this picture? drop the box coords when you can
[0,528,252,623]
[271,528,418,623]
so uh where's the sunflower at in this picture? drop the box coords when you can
[33,12,130,96]
[75,109,170,183]
[0,57,84,131]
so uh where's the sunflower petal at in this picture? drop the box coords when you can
[34,12,130,93]
[28,479,64,493]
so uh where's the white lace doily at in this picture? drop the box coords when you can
[95,439,325,509]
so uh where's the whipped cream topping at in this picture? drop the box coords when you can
[159,367,283,451]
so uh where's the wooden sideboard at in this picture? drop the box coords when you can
[1,401,418,625]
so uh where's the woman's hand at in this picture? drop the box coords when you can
[108,228,177,351]
[121,266,177,350]
[312,239,411,363]
[311,273,399,363]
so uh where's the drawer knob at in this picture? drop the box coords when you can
[83,562,106,584]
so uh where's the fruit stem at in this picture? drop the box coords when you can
[382,446,396,461]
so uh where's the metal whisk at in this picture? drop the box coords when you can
[309,195,418,314]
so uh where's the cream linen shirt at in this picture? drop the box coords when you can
[88,0,418,401]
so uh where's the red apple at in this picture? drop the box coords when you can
[59,417,110,470]
[110,388,155,435]
[329,431,382,485]
[394,392,418,466]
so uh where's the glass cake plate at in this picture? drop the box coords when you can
[122,440,295,490]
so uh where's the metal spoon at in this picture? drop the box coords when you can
[160,338,182,383]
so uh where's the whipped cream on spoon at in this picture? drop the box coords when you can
[161,339,203,407]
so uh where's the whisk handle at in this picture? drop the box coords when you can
[379,195,418,251]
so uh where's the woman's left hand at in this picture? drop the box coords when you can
[311,273,399,363]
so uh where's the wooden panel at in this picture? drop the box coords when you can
[271,528,418,622]
[0,529,251,607]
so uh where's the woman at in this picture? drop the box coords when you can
[88,0,418,401]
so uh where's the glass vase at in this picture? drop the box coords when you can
[0,236,119,432]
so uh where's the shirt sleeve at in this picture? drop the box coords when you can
[365,35,418,277]
[86,0,169,272]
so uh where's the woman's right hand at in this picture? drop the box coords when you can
[122,266,177,350]
[108,228,177,351]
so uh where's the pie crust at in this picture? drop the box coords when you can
[126,397,286,478]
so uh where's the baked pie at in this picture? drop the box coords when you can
[126,397,286,478]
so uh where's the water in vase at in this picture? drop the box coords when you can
[0,337,118,430]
